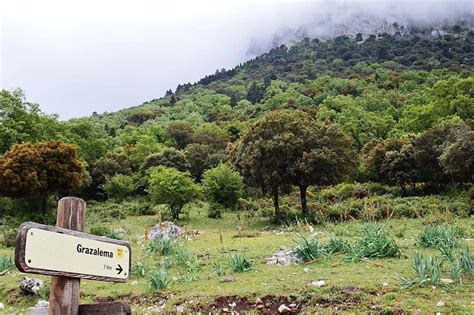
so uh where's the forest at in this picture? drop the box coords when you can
[0,22,473,313]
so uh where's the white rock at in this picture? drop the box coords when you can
[266,249,301,266]
[256,298,263,304]
[148,221,182,240]
[278,304,291,313]
[440,278,454,284]
[311,280,326,287]
[303,267,310,273]
[0,303,4,310]
[289,303,297,308]
[131,280,138,285]
[437,301,445,307]
[382,282,389,287]
[176,305,185,313]
[34,300,49,308]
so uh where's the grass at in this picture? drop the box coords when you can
[229,254,253,272]
[292,235,326,262]
[344,223,401,261]
[149,269,171,291]
[0,256,14,272]
[399,253,443,287]
[0,206,472,313]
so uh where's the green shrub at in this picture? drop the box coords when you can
[212,261,226,276]
[104,174,136,201]
[149,269,171,291]
[399,253,443,287]
[202,164,244,210]
[229,254,253,272]
[459,247,473,276]
[208,203,222,219]
[345,223,401,261]
[416,225,460,250]
[132,261,146,277]
[0,256,14,272]
[292,235,326,262]
[323,237,351,254]
[146,237,172,256]
[238,198,258,212]
[147,166,200,220]
[87,202,127,222]
[89,226,122,239]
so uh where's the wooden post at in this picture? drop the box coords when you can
[48,197,86,315]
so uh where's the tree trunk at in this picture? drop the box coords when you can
[400,184,406,196]
[42,196,48,216]
[261,182,267,196]
[272,185,280,222]
[299,184,308,215]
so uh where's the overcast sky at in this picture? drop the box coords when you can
[1,0,472,119]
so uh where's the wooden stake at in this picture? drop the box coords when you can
[48,197,86,315]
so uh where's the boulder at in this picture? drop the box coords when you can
[20,277,43,295]
[311,280,326,287]
[148,221,183,241]
[266,248,301,266]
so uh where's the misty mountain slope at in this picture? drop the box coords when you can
[75,22,474,133]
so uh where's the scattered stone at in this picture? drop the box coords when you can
[20,277,43,295]
[0,302,4,310]
[437,301,445,307]
[266,248,301,266]
[115,227,127,234]
[278,304,291,313]
[33,300,49,309]
[131,280,138,285]
[311,280,326,287]
[289,303,297,308]
[440,278,454,284]
[220,276,237,283]
[148,221,183,240]
[256,298,263,304]
[257,304,264,309]
[229,302,236,308]
[223,307,229,312]
[382,282,389,288]
[176,305,185,313]
[303,267,310,273]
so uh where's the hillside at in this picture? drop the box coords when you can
[0,19,473,314]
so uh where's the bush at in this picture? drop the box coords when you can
[132,261,146,277]
[202,164,244,210]
[345,223,401,261]
[207,203,222,219]
[416,225,460,250]
[323,237,351,254]
[87,202,127,222]
[89,226,122,240]
[147,166,200,220]
[400,253,443,287]
[229,254,253,272]
[149,269,171,291]
[292,235,326,262]
[0,256,14,272]
[104,174,136,201]
[146,237,172,256]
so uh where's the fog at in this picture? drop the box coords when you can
[1,0,472,119]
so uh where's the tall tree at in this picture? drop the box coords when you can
[289,122,357,214]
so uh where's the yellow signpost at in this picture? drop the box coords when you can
[17,224,130,282]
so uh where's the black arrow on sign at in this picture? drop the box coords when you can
[116,264,123,275]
